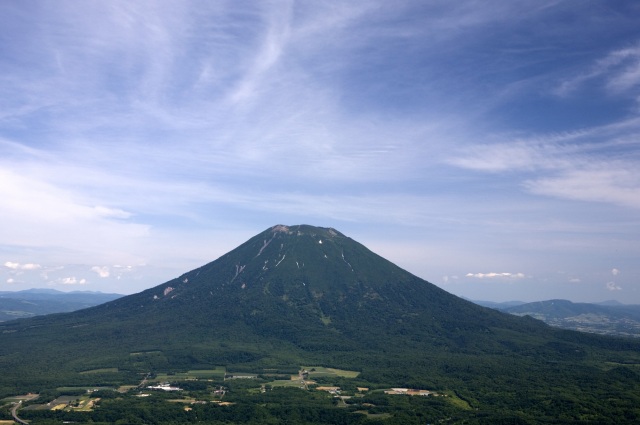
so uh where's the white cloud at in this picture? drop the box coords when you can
[606,281,622,291]
[6,278,14,284]
[58,277,87,285]
[441,275,461,284]
[91,266,110,278]
[0,168,150,264]
[40,266,65,281]
[4,261,41,270]
[465,272,526,279]
[525,167,640,210]
[611,268,619,276]
[449,124,640,210]
[93,206,132,219]
[228,2,293,105]
[447,142,553,173]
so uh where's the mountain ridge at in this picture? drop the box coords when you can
[493,298,640,338]
[0,289,123,322]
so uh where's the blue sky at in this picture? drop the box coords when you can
[1,1,640,303]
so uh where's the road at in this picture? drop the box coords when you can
[11,401,29,424]
[139,372,151,388]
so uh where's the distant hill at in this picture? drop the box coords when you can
[0,289,123,321]
[1,225,640,423]
[597,299,625,306]
[470,299,526,309]
[489,299,640,338]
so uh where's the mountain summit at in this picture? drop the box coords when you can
[2,225,640,421]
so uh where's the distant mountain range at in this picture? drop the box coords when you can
[0,288,123,321]
[474,299,640,337]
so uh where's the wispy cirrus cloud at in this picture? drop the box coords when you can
[448,117,640,210]
[525,167,640,209]
[0,168,150,265]
[556,43,640,97]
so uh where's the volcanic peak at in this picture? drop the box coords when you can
[270,224,343,238]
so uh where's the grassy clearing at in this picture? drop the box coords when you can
[603,361,640,370]
[270,380,306,388]
[443,391,472,410]
[129,351,162,356]
[353,411,392,419]
[25,395,100,412]
[153,367,226,382]
[225,372,257,379]
[56,386,113,392]
[303,366,359,378]
[73,396,100,412]
[80,367,118,374]
[189,368,227,378]
[168,398,197,403]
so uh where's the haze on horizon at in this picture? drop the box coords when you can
[1,1,639,304]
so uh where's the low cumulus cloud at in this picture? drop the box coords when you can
[466,272,526,279]
[606,281,622,291]
[612,268,619,276]
[4,261,41,270]
[442,275,460,283]
[91,266,110,278]
[40,265,65,280]
[111,264,139,280]
[58,277,87,285]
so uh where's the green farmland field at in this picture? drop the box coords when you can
[303,366,359,378]
[153,367,226,382]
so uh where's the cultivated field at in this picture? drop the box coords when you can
[302,366,360,378]
[152,367,226,382]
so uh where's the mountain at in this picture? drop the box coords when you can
[470,299,527,309]
[597,299,625,306]
[0,289,123,321]
[500,299,640,338]
[1,225,640,423]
